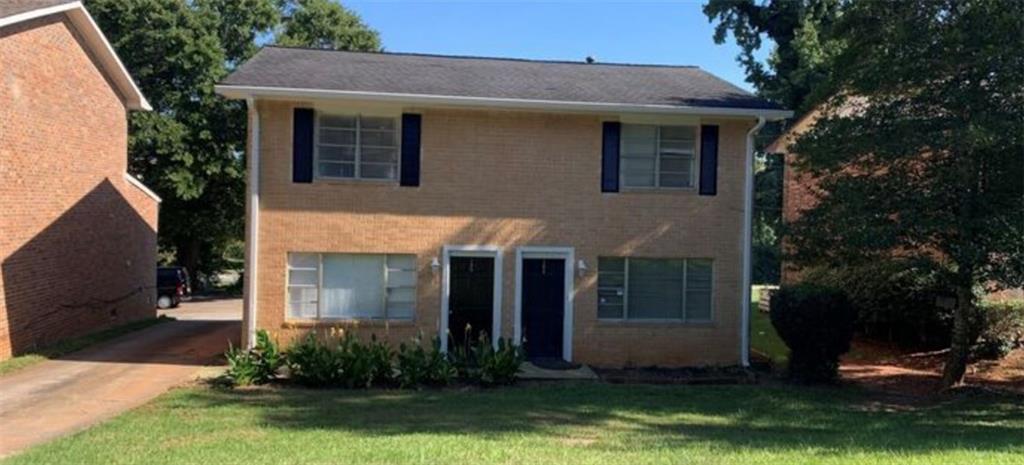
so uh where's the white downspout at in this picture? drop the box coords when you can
[244,98,261,348]
[741,116,766,367]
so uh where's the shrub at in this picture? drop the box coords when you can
[224,330,283,386]
[770,284,857,383]
[285,332,346,387]
[396,333,456,388]
[475,336,525,386]
[340,334,395,388]
[285,331,397,388]
[449,332,524,386]
[972,301,1024,360]
[802,262,954,349]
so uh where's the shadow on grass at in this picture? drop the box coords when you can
[180,383,1023,455]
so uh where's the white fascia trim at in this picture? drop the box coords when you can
[740,117,766,367]
[0,1,78,27]
[245,98,261,348]
[122,172,161,203]
[1,2,151,111]
[215,85,793,120]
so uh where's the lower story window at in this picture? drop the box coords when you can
[286,252,416,320]
[597,257,712,322]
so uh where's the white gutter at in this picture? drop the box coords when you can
[244,97,260,348]
[740,116,766,367]
[215,84,793,120]
[122,172,161,203]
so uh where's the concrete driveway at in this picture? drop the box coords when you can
[0,297,240,457]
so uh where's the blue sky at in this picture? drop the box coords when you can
[345,1,771,92]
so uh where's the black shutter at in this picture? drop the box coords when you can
[601,122,621,193]
[699,125,719,196]
[292,108,314,183]
[400,113,422,187]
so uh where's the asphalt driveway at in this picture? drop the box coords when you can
[0,297,240,457]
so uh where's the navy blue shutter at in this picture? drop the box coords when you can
[601,122,621,192]
[400,113,421,187]
[292,108,314,183]
[699,125,719,196]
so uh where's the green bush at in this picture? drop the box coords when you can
[339,334,395,388]
[286,331,396,388]
[449,332,524,386]
[803,263,954,349]
[396,333,456,388]
[475,336,525,386]
[972,301,1024,360]
[224,330,284,386]
[285,333,345,387]
[770,284,857,383]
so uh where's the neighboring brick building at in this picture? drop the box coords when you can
[217,48,790,367]
[0,0,159,360]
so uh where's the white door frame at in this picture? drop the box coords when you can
[440,245,503,352]
[513,246,575,362]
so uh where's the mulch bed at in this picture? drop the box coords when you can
[594,366,758,385]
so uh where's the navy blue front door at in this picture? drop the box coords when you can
[521,258,565,360]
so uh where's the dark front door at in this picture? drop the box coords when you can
[449,256,494,349]
[521,258,565,361]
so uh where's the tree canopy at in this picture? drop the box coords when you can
[785,0,1024,387]
[85,0,380,282]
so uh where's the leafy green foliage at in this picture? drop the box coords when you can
[395,334,456,388]
[972,301,1024,360]
[285,333,343,387]
[786,0,1024,387]
[277,0,381,51]
[752,153,784,284]
[224,330,284,386]
[770,284,856,383]
[803,261,956,349]
[448,332,525,386]
[84,0,380,280]
[703,0,844,113]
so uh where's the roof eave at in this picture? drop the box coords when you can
[0,1,151,111]
[215,84,792,120]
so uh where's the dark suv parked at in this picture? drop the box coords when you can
[157,267,191,309]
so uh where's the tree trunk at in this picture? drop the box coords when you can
[941,284,974,389]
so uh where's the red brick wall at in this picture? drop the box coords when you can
[0,15,159,360]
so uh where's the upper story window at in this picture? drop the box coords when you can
[316,113,399,180]
[620,124,697,189]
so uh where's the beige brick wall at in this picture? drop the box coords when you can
[0,16,159,360]
[251,99,755,367]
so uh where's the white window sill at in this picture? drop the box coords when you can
[596,318,715,328]
[283,318,417,329]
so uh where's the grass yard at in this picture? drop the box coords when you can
[5,383,1021,465]
[750,287,789,366]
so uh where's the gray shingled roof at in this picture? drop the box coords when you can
[222,46,782,111]
[0,0,73,21]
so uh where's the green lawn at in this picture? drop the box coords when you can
[0,316,171,377]
[750,287,789,366]
[6,383,1021,465]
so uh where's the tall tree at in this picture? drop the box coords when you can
[705,0,845,285]
[704,0,844,113]
[86,0,379,284]
[786,0,1024,388]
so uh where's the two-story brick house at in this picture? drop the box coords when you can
[217,47,790,367]
[1,0,159,360]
